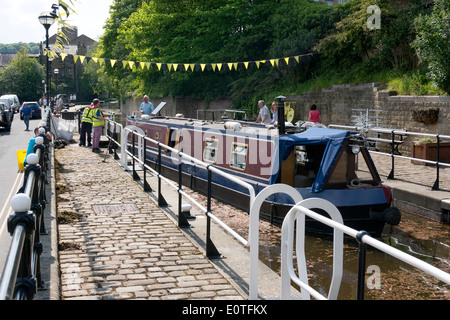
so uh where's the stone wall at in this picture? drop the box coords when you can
[123,83,450,154]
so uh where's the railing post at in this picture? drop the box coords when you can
[8,194,37,300]
[142,138,152,192]
[205,167,222,259]
[356,231,369,301]
[177,156,190,228]
[432,134,440,190]
[132,132,140,181]
[387,130,395,180]
[157,144,168,207]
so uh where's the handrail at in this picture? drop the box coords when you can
[105,121,255,250]
[328,124,450,190]
[0,109,52,300]
[281,198,450,300]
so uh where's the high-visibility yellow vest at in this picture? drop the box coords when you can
[91,107,105,127]
[81,107,94,124]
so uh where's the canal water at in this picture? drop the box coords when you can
[103,104,450,300]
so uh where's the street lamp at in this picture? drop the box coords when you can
[38,11,55,110]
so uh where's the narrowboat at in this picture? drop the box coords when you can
[125,110,400,237]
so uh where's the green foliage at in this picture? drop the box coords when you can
[0,43,40,54]
[93,0,448,107]
[412,0,450,93]
[0,48,45,101]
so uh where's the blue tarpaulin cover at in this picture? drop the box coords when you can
[270,127,351,192]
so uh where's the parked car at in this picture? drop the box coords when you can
[0,102,13,131]
[0,98,15,113]
[0,94,20,113]
[20,102,42,120]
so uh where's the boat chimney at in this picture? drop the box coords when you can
[276,95,286,135]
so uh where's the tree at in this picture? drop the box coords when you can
[412,0,450,93]
[0,48,45,101]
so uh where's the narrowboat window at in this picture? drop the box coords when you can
[230,143,248,170]
[325,142,378,189]
[204,139,218,163]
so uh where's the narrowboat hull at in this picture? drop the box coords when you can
[126,116,400,237]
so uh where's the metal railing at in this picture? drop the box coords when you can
[0,110,52,300]
[105,120,256,257]
[105,119,450,300]
[280,195,450,300]
[328,124,450,190]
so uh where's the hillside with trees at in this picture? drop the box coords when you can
[83,0,448,111]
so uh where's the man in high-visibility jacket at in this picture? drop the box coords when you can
[91,98,106,153]
[79,104,94,147]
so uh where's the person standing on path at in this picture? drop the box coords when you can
[91,99,106,153]
[20,103,32,131]
[140,95,154,116]
[79,104,94,147]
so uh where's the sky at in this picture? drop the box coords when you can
[0,0,114,44]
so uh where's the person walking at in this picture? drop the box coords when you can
[20,103,32,131]
[140,95,154,115]
[91,99,106,153]
[79,104,94,147]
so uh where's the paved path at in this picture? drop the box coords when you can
[54,143,244,300]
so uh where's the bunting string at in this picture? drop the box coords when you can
[47,49,315,72]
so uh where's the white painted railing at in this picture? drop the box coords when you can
[105,120,450,300]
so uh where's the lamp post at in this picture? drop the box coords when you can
[38,11,55,110]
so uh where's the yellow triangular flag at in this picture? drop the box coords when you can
[211,64,216,72]
[190,64,195,72]
[140,62,146,70]
[168,64,173,71]
[156,63,162,71]
[201,64,206,71]
[73,55,79,63]
[79,56,86,64]
[284,57,289,65]
[146,62,151,69]
[233,63,238,70]
[110,59,117,67]
[128,61,135,69]
[244,62,249,69]
[60,53,67,61]
[295,56,299,63]
[184,64,190,71]
[122,61,128,68]
[255,61,260,69]
[173,64,178,71]
[92,57,99,64]
[99,59,105,66]
[227,63,233,71]
[217,63,222,71]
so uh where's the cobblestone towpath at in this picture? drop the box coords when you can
[55,143,244,300]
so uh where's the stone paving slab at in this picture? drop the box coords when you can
[55,144,244,300]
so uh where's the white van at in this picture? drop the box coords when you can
[0,94,20,113]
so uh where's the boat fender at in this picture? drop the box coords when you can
[224,121,242,131]
[370,206,401,226]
